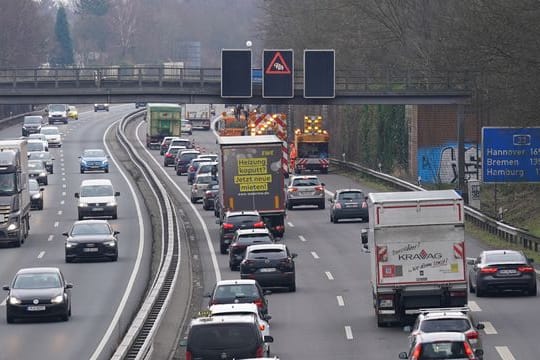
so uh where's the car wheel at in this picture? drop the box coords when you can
[469,276,475,293]
[286,202,293,210]
[476,286,485,297]
[112,211,118,220]
[203,203,208,210]
[80,168,84,174]
[43,178,48,185]
[163,162,168,167]
[318,201,325,209]
[105,168,109,173]
[78,212,84,220]
[38,202,43,210]
[220,243,228,255]
[111,255,118,262]
[6,312,14,324]
[65,256,72,263]
[289,280,296,292]
[190,196,197,204]
[61,311,69,322]
[332,216,339,223]
[528,283,537,296]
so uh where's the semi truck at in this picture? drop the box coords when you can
[291,115,329,174]
[217,135,286,238]
[185,104,212,130]
[0,139,31,247]
[145,103,183,149]
[363,190,467,327]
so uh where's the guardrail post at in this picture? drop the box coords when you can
[34,69,38,88]
[12,69,17,89]
[76,69,80,87]
[200,68,204,87]
[54,69,59,88]
[159,67,163,87]
[138,68,142,88]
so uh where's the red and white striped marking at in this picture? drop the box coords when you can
[453,242,464,259]
[377,246,388,262]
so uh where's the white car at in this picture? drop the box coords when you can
[27,134,49,150]
[40,126,62,147]
[181,119,193,135]
[208,303,272,356]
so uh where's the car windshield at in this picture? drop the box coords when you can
[247,249,287,260]
[28,152,50,161]
[49,104,66,111]
[214,284,259,300]
[196,176,215,184]
[189,323,257,349]
[420,319,471,333]
[28,134,46,140]
[420,341,468,359]
[27,142,44,152]
[236,235,272,244]
[13,273,61,289]
[228,215,260,224]
[80,185,113,197]
[338,191,363,200]
[485,253,524,263]
[83,149,106,157]
[28,161,45,170]
[0,173,17,194]
[71,223,111,235]
[24,117,42,124]
[180,153,199,161]
[171,140,191,147]
[168,147,184,155]
[41,128,59,135]
[292,178,319,186]
[28,180,39,191]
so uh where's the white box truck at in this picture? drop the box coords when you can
[363,190,467,327]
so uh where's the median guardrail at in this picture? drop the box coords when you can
[330,158,540,254]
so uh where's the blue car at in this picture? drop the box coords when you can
[79,149,109,173]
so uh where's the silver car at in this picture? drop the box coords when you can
[190,173,218,203]
[285,175,325,209]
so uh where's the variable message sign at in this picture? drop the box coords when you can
[263,49,294,98]
[221,49,252,98]
[304,49,335,98]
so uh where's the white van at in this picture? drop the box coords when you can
[74,179,120,220]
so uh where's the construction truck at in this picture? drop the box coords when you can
[291,115,329,174]
[363,190,468,327]
[218,110,247,136]
[185,104,212,130]
[0,140,31,247]
[145,103,183,149]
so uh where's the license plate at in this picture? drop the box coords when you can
[84,247,99,252]
[92,207,103,211]
[300,191,312,195]
[27,305,46,311]
[345,203,359,208]
[499,269,517,275]
[259,268,276,273]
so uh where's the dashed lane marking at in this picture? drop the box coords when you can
[311,251,320,259]
[62,177,66,182]
[468,300,482,312]
[298,235,307,242]
[54,222,59,228]
[481,321,498,335]
[37,251,45,259]
[0,298,5,306]
[337,296,345,306]
[62,172,66,176]
[48,235,54,242]
[325,271,334,280]
[62,184,66,188]
[495,346,516,360]
[287,222,294,228]
[62,192,66,196]
[535,269,540,275]
[60,200,65,205]
[344,326,353,340]
[58,210,63,215]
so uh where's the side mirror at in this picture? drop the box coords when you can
[114,231,120,235]
[179,339,188,347]
[40,188,44,192]
[62,232,69,237]
[204,293,211,298]
[215,219,221,224]
[466,258,476,266]
[264,315,272,321]
[115,192,120,196]
[65,283,73,289]
[476,323,485,330]
[74,193,79,198]
[291,253,298,259]
[321,182,326,186]
[403,325,412,332]
[263,335,274,343]
[398,352,409,359]
[361,229,368,244]
[474,349,484,358]
[528,258,534,263]
[2,285,10,291]
[263,289,272,295]
[328,198,333,202]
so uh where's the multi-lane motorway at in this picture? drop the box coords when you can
[0,105,538,360]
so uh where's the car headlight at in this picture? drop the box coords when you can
[102,159,108,164]
[81,159,87,165]
[51,295,64,304]
[79,202,88,207]
[104,240,116,247]
[40,172,47,177]
[9,296,21,305]
[106,201,117,207]
[65,242,76,248]
[7,223,18,231]
[32,194,41,200]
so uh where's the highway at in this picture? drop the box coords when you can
[0,105,153,360]
[134,116,539,360]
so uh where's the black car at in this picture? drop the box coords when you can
[217,211,266,254]
[22,115,43,136]
[29,178,44,210]
[174,150,200,175]
[163,146,186,167]
[135,101,146,109]
[207,279,270,316]
[28,151,54,174]
[228,228,274,270]
[28,159,48,185]
[468,250,537,296]
[64,220,119,262]
[329,189,369,223]
[240,243,297,292]
[202,183,219,210]
[3,267,72,323]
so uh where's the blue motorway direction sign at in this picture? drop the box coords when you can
[482,127,540,183]
[221,49,252,98]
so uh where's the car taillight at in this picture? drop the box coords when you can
[518,265,535,273]
[463,341,475,359]
[288,187,298,193]
[188,166,195,172]
[193,185,198,190]
[362,201,368,208]
[242,259,255,266]
[165,153,173,158]
[275,225,284,231]
[254,221,265,228]
[222,223,234,230]
[205,191,213,197]
[411,344,422,360]
[465,330,479,340]
[255,345,264,357]
[334,203,342,209]
[253,298,264,309]
[259,323,266,331]
[186,350,192,360]
[480,266,498,274]
[315,185,324,191]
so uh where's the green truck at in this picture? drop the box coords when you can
[145,103,183,149]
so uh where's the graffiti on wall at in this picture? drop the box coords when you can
[418,142,481,184]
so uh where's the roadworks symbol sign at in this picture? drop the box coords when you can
[265,52,292,75]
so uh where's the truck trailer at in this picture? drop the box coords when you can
[0,140,31,247]
[185,104,212,130]
[217,135,286,238]
[145,103,183,149]
[364,190,467,327]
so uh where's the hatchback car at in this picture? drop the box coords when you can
[163,145,186,167]
[286,175,325,209]
[197,153,219,162]
[28,133,49,149]
[194,161,218,179]
[468,249,537,296]
[399,332,483,360]
[22,115,43,136]
[27,139,48,153]
[407,308,484,356]
[191,174,218,203]
[174,149,200,175]
[94,103,109,112]
[79,148,109,173]
[329,189,369,223]
[187,158,213,185]
[29,178,44,210]
[40,126,62,147]
[169,138,193,150]
[217,211,266,254]
[64,220,119,262]
[28,151,54,174]
[3,267,72,323]
[181,119,193,135]
[202,183,219,210]
[67,105,78,120]
[135,101,146,109]
[75,179,120,220]
[229,228,274,270]
[28,159,48,185]
[207,279,270,316]
[240,243,297,292]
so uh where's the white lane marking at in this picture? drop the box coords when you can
[325,271,334,280]
[311,251,320,259]
[48,235,54,242]
[54,221,59,227]
[344,326,353,340]
[37,251,45,259]
[287,221,294,228]
[0,298,5,306]
[468,300,482,312]
[90,120,146,360]
[298,235,306,242]
[62,177,66,182]
[62,192,66,196]
[481,321,498,335]
[62,172,66,176]
[495,346,516,360]
[337,295,345,306]
[60,200,65,205]
[535,269,540,275]
[57,210,62,215]
[62,184,66,188]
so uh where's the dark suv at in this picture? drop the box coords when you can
[217,211,266,254]
[174,150,200,175]
[22,116,43,136]
[228,228,274,270]
[207,279,270,316]
[329,188,369,223]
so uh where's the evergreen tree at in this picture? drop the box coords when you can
[53,6,74,66]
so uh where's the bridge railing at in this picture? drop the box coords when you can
[330,158,540,254]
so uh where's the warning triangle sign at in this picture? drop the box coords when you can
[265,51,292,75]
